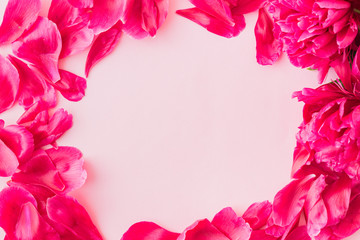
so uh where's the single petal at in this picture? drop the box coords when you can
[255,8,281,65]
[46,147,87,194]
[0,139,19,177]
[231,0,265,15]
[12,17,62,82]
[176,8,245,38]
[59,25,94,58]
[89,0,124,34]
[0,55,20,113]
[211,207,251,240]
[272,175,315,227]
[50,70,87,101]
[11,149,66,193]
[121,222,179,240]
[242,201,272,230]
[85,20,123,76]
[323,174,352,226]
[0,0,41,44]
[47,195,103,240]
[188,0,233,25]
[178,219,229,240]
[68,0,93,8]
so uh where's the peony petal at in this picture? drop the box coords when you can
[211,207,251,240]
[242,201,272,230]
[11,149,66,193]
[121,222,179,240]
[249,230,278,240]
[89,0,124,34]
[272,175,315,227]
[232,0,265,15]
[12,17,62,82]
[176,8,245,38]
[284,226,311,240]
[85,20,123,76]
[178,219,229,240]
[60,25,94,58]
[0,139,19,177]
[0,55,20,113]
[323,174,351,226]
[0,124,34,163]
[0,0,41,44]
[46,147,87,194]
[255,8,281,65]
[68,0,93,8]
[51,70,87,101]
[47,195,103,240]
[188,0,233,25]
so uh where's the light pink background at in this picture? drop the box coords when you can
[0,0,359,239]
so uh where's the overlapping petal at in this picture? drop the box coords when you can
[242,201,272,230]
[0,55,20,113]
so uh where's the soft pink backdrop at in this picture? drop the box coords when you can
[0,0,359,239]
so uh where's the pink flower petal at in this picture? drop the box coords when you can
[0,0,41,44]
[249,230,278,240]
[47,195,103,240]
[188,0,233,25]
[121,222,179,240]
[323,174,351,226]
[85,20,123,77]
[12,17,62,82]
[68,0,93,8]
[11,149,66,193]
[255,8,282,65]
[50,70,87,101]
[60,25,94,58]
[176,8,245,38]
[0,55,20,113]
[89,0,124,34]
[46,147,87,194]
[0,124,34,164]
[284,226,311,240]
[0,139,19,177]
[242,201,272,230]
[178,219,230,240]
[353,48,360,79]
[232,0,265,15]
[211,207,251,240]
[272,175,315,227]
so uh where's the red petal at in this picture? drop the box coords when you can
[46,147,87,194]
[211,207,251,240]
[85,20,123,76]
[47,195,103,239]
[176,8,245,38]
[51,70,87,101]
[12,17,62,82]
[0,55,20,113]
[89,0,124,34]
[121,222,179,240]
[0,0,41,44]
[242,201,272,230]
[255,8,281,65]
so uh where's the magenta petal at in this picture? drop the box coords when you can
[12,17,62,82]
[89,0,124,34]
[121,222,179,240]
[285,226,311,240]
[255,8,281,65]
[0,0,41,44]
[249,230,278,240]
[60,25,94,58]
[46,147,87,194]
[51,70,87,101]
[68,0,93,8]
[0,55,20,113]
[47,195,103,240]
[242,201,272,230]
[272,175,315,227]
[0,139,19,177]
[176,8,245,38]
[211,207,251,240]
[178,219,230,240]
[232,0,265,15]
[188,0,233,25]
[85,20,123,77]
[323,174,351,226]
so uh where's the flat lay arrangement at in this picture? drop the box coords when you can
[0,0,360,239]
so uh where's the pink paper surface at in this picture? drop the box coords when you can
[0,0,360,239]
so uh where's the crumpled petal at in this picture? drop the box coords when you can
[0,55,20,113]
[323,174,351,226]
[0,0,41,44]
[272,175,315,227]
[255,8,281,65]
[85,20,123,76]
[176,8,245,38]
[121,222,179,240]
[50,70,87,101]
[12,17,62,82]
[211,207,251,240]
[46,147,87,194]
[242,201,272,230]
[47,195,103,240]
[89,0,124,34]
[123,0,169,39]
